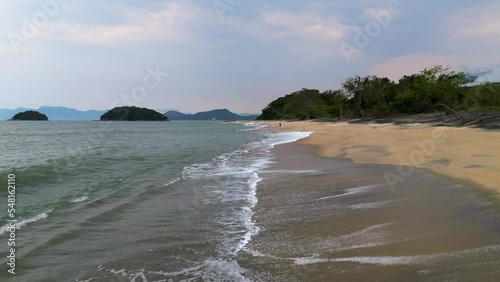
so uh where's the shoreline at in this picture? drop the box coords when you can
[259,120,500,194]
[249,141,500,281]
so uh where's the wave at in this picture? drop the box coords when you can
[164,177,181,187]
[0,209,53,235]
[175,128,312,279]
[294,243,500,266]
[87,258,251,282]
[232,171,261,256]
[237,122,269,131]
[267,131,312,148]
[70,195,89,203]
[316,183,386,201]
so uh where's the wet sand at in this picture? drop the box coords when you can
[246,143,500,281]
[263,121,500,193]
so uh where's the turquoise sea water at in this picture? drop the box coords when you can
[0,121,310,281]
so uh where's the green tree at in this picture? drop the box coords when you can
[321,89,348,118]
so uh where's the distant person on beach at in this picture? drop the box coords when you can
[279,123,282,127]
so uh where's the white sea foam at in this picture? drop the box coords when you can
[232,172,261,255]
[109,268,127,276]
[108,243,498,280]
[70,195,89,203]
[293,244,500,266]
[294,257,330,265]
[268,131,312,148]
[338,222,393,240]
[76,277,100,282]
[181,131,312,179]
[96,258,250,282]
[262,169,319,175]
[312,222,394,253]
[165,177,181,187]
[237,122,269,131]
[129,270,148,282]
[0,209,53,235]
[348,197,414,210]
[294,255,418,266]
[317,183,386,201]
[174,130,315,280]
[349,200,396,210]
[229,131,313,255]
[334,256,419,265]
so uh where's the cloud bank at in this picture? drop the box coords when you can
[0,0,498,112]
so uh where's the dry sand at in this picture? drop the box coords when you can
[263,121,500,192]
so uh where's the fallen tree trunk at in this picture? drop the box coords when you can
[461,115,500,127]
[436,104,461,120]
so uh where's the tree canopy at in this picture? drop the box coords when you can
[257,65,500,120]
[100,106,168,121]
[10,110,48,121]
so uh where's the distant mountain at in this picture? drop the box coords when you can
[0,107,106,120]
[165,109,257,120]
[38,106,106,120]
[0,108,33,120]
[164,110,188,120]
[237,112,259,117]
[191,109,245,120]
[1,107,257,121]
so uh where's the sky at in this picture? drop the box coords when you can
[0,0,499,113]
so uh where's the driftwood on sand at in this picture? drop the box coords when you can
[461,115,500,127]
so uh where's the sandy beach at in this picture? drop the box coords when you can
[262,120,500,194]
[246,141,500,281]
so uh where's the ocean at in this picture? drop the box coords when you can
[0,121,310,281]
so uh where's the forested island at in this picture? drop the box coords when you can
[100,106,169,121]
[10,110,48,121]
[257,65,500,121]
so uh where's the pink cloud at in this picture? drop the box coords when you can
[450,3,500,41]
[371,53,458,81]
[261,10,352,43]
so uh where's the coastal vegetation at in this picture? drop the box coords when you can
[100,106,168,121]
[10,110,48,120]
[257,65,500,121]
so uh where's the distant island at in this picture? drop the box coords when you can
[0,107,258,121]
[101,106,168,121]
[0,107,106,121]
[10,110,48,121]
[165,109,258,120]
